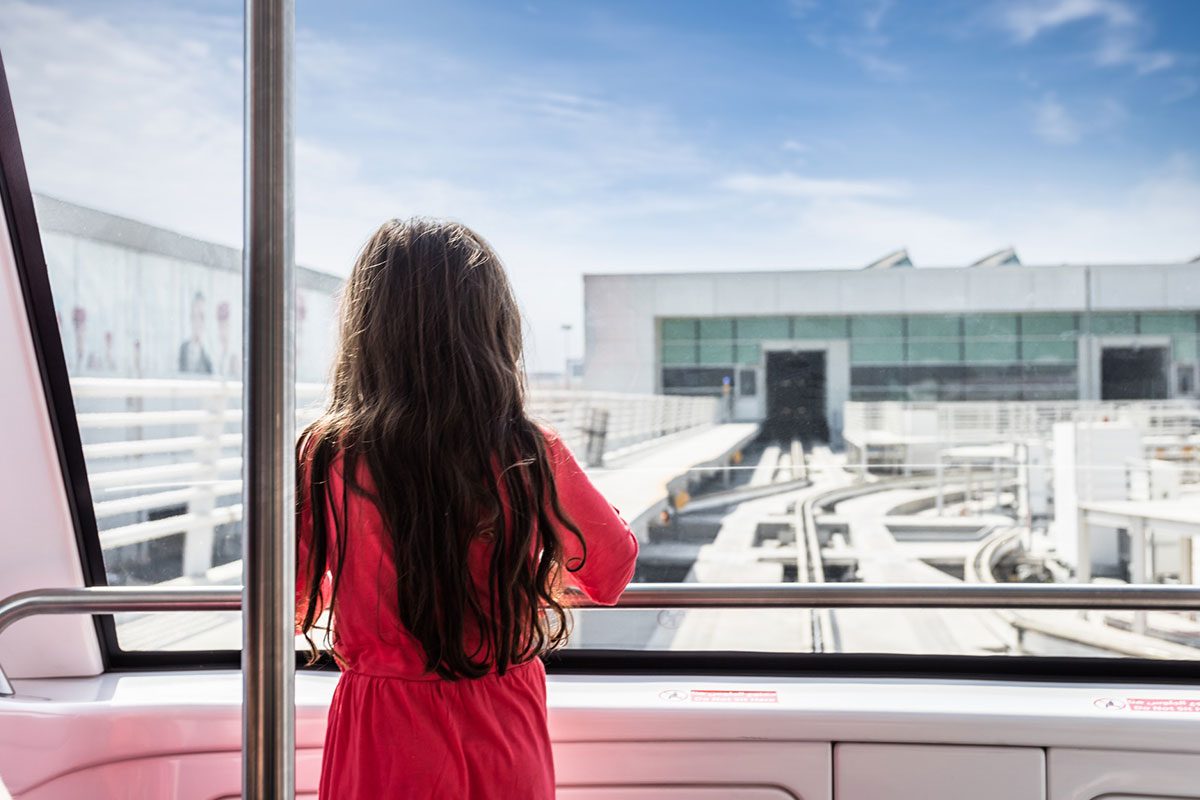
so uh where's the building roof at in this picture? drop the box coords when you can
[970,247,1021,267]
[32,194,343,294]
[861,248,913,270]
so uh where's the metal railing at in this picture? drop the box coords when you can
[844,399,1200,446]
[5,582,1200,697]
[73,377,718,581]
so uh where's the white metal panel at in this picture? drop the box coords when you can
[555,742,828,800]
[15,750,322,800]
[559,789,796,799]
[900,268,969,312]
[1164,265,1200,310]
[834,743,1044,800]
[0,202,102,680]
[585,275,658,330]
[1090,264,1171,310]
[714,273,782,315]
[1048,749,1200,800]
[650,274,717,316]
[775,272,843,314]
[834,270,907,314]
[5,673,1200,797]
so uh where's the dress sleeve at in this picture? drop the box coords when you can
[296,444,333,632]
[544,430,639,605]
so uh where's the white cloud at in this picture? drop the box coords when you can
[720,172,905,200]
[3,0,1196,371]
[1002,0,1135,43]
[1095,33,1174,74]
[787,0,820,20]
[996,154,1200,264]
[843,47,908,80]
[1033,94,1082,144]
[863,0,894,33]
[999,0,1176,75]
[0,0,244,248]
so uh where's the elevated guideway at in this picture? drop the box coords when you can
[588,423,759,533]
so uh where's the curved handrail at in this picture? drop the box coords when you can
[4,582,1200,696]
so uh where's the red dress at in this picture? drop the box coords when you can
[297,432,638,799]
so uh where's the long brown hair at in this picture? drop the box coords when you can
[296,218,586,679]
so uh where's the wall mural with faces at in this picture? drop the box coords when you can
[40,229,337,383]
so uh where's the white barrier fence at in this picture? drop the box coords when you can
[72,378,717,582]
[844,399,1200,447]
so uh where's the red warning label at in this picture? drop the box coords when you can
[1127,698,1200,713]
[689,689,778,704]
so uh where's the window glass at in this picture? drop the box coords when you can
[661,319,698,340]
[1,2,253,651]
[10,0,1199,666]
[734,343,761,365]
[662,319,699,365]
[850,316,905,364]
[1021,314,1078,363]
[791,316,847,339]
[906,315,961,364]
[964,314,1018,363]
[1090,312,1138,336]
[736,317,789,341]
[1141,312,1199,362]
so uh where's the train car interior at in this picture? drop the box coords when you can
[1,1,1199,798]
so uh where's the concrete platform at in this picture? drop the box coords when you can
[587,423,759,531]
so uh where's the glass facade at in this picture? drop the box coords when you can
[661,311,1200,401]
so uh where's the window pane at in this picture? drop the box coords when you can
[851,316,905,364]
[1141,313,1199,361]
[662,343,697,366]
[736,317,789,341]
[964,314,1018,363]
[698,342,736,364]
[792,316,848,339]
[907,315,961,364]
[2,3,254,653]
[1089,312,1137,336]
[1021,313,1078,362]
[13,1,1196,669]
[662,319,697,340]
[735,343,761,365]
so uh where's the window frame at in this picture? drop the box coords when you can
[3,48,1200,684]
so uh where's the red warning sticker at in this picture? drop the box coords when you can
[689,689,778,704]
[1127,698,1200,713]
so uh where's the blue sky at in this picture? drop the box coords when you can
[1,0,1197,368]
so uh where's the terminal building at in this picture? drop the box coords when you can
[582,249,1200,440]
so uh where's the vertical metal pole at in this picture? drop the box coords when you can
[243,0,294,797]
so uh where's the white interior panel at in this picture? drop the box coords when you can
[834,743,1045,800]
[0,192,101,680]
[1048,749,1200,800]
[555,741,829,800]
[559,789,797,800]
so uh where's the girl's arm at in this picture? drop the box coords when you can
[545,431,639,605]
[296,446,333,631]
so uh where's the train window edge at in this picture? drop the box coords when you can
[0,49,114,665]
[97,646,1200,685]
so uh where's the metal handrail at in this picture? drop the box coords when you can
[5,581,1200,696]
[0,586,240,696]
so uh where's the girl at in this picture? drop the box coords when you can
[296,218,638,799]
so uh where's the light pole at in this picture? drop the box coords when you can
[561,323,573,389]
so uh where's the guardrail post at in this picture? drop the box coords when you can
[183,381,225,577]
